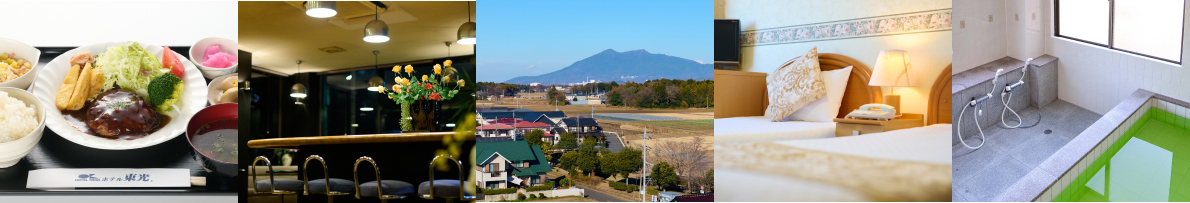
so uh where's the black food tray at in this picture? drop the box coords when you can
[0,46,236,195]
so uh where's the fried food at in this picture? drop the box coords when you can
[66,63,94,110]
[87,66,105,99]
[55,64,82,110]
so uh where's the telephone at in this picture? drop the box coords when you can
[845,103,897,121]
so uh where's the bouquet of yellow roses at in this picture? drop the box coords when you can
[381,60,463,103]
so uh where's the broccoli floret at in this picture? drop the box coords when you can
[148,74,182,107]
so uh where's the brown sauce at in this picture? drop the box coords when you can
[61,100,171,140]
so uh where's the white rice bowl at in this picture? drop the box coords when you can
[0,91,37,143]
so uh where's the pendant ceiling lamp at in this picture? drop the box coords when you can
[368,50,383,91]
[291,60,308,98]
[304,1,337,18]
[456,1,476,45]
[363,4,390,43]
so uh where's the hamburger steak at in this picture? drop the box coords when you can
[86,89,161,137]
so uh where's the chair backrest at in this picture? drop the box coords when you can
[251,156,276,194]
[303,155,346,196]
[353,156,398,200]
[426,154,473,200]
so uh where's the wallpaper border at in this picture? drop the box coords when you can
[741,9,952,47]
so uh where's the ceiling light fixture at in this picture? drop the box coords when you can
[304,1,337,18]
[368,50,383,92]
[456,1,476,45]
[291,60,308,98]
[363,3,389,43]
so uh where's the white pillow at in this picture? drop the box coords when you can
[785,66,852,122]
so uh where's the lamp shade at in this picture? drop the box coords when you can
[364,19,390,43]
[367,76,383,91]
[304,1,337,18]
[869,50,915,87]
[457,21,476,45]
[290,83,307,98]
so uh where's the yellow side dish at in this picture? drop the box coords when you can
[0,53,33,83]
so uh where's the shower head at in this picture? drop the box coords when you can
[1024,58,1033,71]
[993,68,1004,83]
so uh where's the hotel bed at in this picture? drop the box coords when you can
[713,53,954,201]
[716,124,952,202]
[714,53,884,142]
[713,116,835,142]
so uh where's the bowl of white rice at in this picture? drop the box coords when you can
[0,87,45,168]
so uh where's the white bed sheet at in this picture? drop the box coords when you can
[716,124,954,201]
[774,124,953,165]
[713,116,835,143]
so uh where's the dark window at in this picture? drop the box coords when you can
[1056,0,1184,63]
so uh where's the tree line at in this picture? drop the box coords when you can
[606,79,713,109]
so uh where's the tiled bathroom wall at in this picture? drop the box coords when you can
[1005,0,1044,61]
[951,57,1058,145]
[954,0,1046,74]
[953,0,1007,73]
[952,59,1031,145]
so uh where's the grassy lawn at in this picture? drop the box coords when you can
[626,119,714,131]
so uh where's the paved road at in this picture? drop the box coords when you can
[578,185,633,202]
[604,131,625,152]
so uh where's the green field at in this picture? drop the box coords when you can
[627,119,714,131]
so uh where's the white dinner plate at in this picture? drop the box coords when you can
[30,41,208,150]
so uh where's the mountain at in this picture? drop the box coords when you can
[503,49,713,85]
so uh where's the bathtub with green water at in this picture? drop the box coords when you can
[1052,106,1190,202]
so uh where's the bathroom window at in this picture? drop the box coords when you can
[1056,0,1185,64]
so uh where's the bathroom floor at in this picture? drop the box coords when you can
[952,100,1104,202]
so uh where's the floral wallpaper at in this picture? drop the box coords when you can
[741,9,952,47]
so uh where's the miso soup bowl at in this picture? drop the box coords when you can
[186,103,238,177]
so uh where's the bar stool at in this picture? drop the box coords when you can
[303,155,353,203]
[252,156,303,202]
[354,156,415,202]
[418,154,475,201]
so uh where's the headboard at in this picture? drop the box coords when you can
[714,53,881,118]
[927,64,953,125]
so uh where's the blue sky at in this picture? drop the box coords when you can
[477,0,711,82]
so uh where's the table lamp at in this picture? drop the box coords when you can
[869,50,915,117]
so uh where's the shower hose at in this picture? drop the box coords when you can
[957,102,986,149]
[999,60,1042,129]
[957,69,999,150]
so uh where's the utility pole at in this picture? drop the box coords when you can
[640,126,648,202]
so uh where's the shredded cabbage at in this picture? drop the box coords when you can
[96,42,167,91]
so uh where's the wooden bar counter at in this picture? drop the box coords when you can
[247,132,475,149]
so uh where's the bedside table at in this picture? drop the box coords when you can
[833,113,924,137]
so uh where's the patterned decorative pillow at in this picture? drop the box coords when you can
[764,47,827,122]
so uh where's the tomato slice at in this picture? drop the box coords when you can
[162,46,185,78]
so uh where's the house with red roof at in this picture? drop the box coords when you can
[476,123,514,138]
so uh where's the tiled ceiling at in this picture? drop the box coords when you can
[239,1,475,75]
